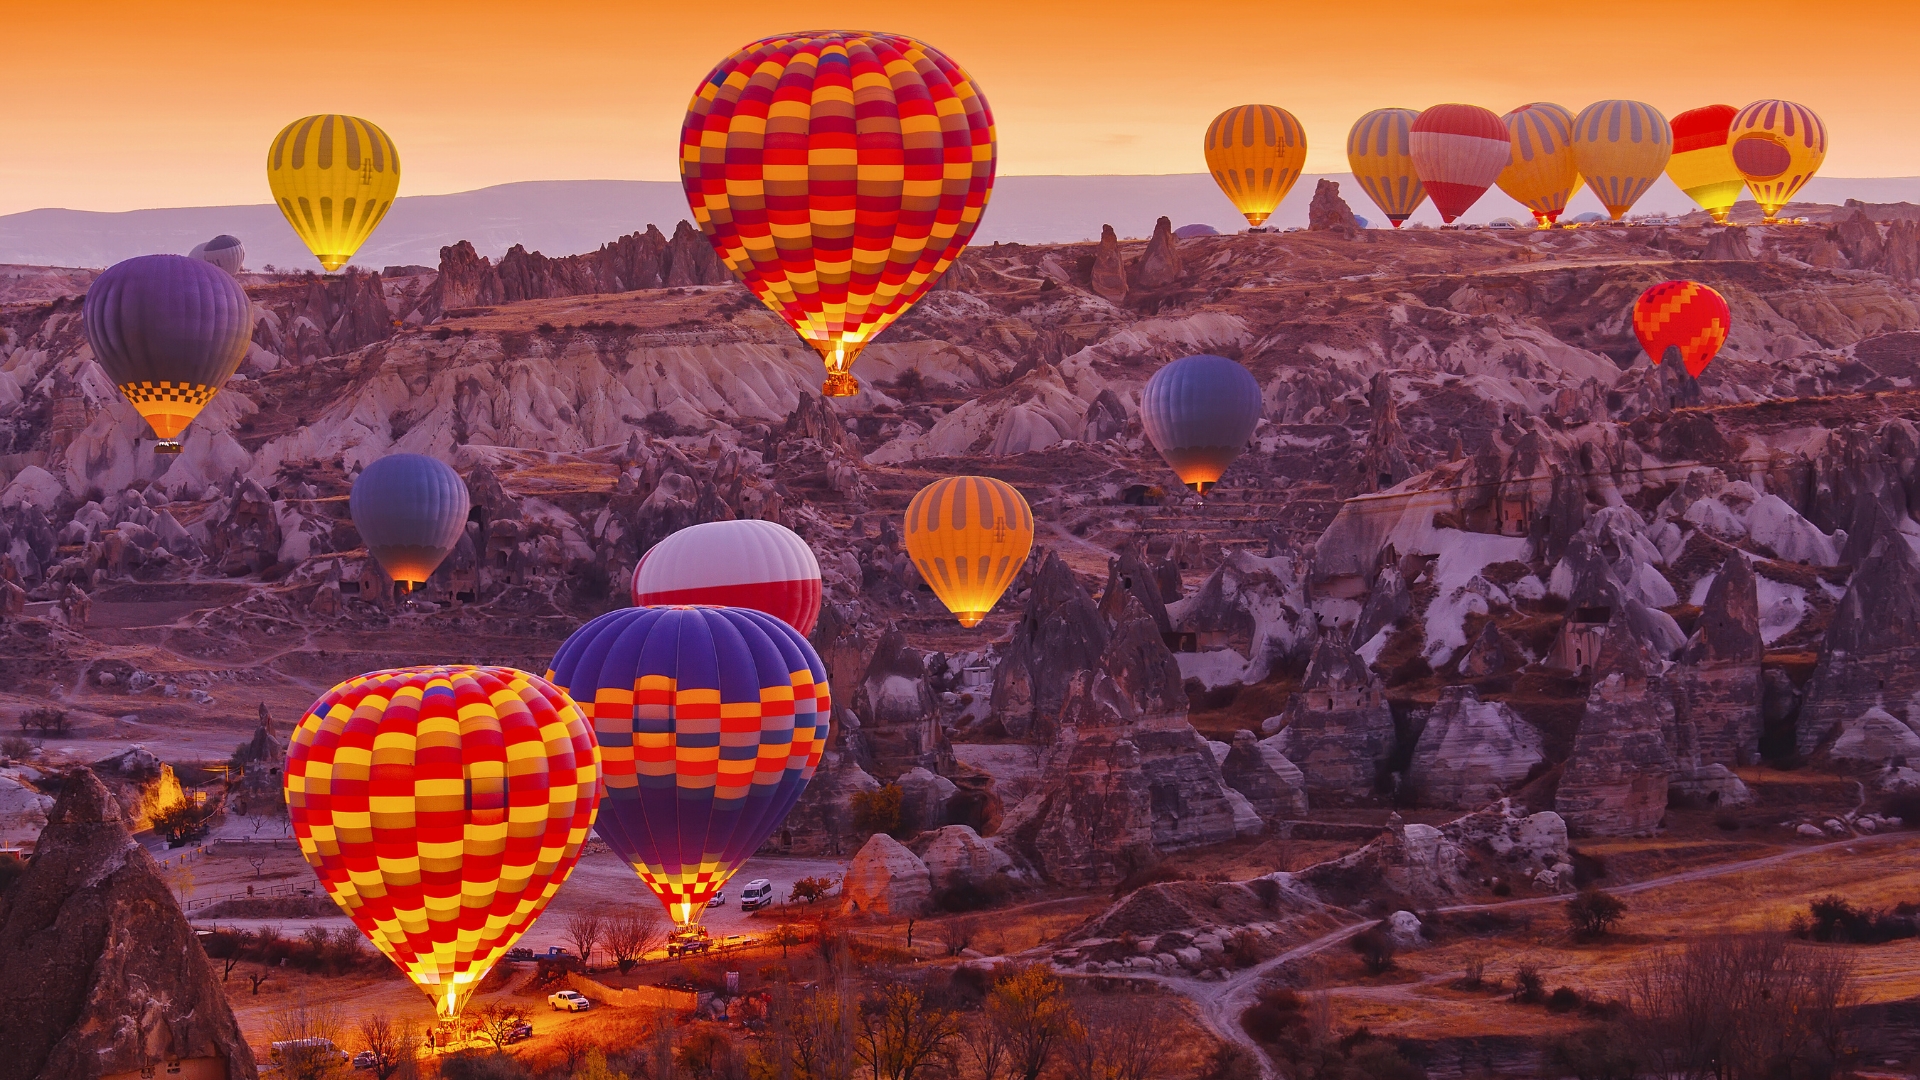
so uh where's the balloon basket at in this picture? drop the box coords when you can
[154,441,184,455]
[821,371,859,398]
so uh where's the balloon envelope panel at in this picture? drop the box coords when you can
[1667,106,1745,224]
[1141,354,1263,493]
[545,606,831,927]
[1409,104,1511,224]
[82,254,253,443]
[1571,100,1672,220]
[903,476,1034,628]
[1730,100,1826,221]
[267,114,401,272]
[1497,103,1580,225]
[632,519,824,636]
[679,30,995,397]
[350,454,471,585]
[284,665,601,1019]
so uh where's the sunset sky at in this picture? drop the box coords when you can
[5,0,1915,216]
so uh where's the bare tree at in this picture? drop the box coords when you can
[355,1013,416,1080]
[941,915,979,958]
[857,985,962,1080]
[270,999,347,1080]
[247,966,272,995]
[786,973,857,1080]
[604,906,669,973]
[564,910,605,970]
[471,1002,529,1052]
[959,1015,1012,1080]
[550,1027,595,1074]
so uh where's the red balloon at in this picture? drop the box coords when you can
[1409,104,1512,223]
[1634,280,1730,378]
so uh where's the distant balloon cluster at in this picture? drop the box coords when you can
[1206,98,1827,229]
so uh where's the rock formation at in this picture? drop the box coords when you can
[1218,729,1309,821]
[1308,179,1361,236]
[1406,686,1544,808]
[989,552,1110,740]
[1167,551,1312,683]
[1357,372,1415,493]
[0,768,258,1080]
[842,833,932,918]
[1265,636,1396,802]
[1670,551,1764,767]
[1090,225,1128,303]
[911,825,1015,894]
[1295,802,1571,908]
[1702,226,1754,261]
[1130,217,1183,291]
[1556,610,1675,836]
[421,222,730,318]
[851,627,952,777]
[1796,512,1920,755]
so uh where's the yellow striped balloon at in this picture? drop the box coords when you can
[1730,99,1827,223]
[1497,103,1581,227]
[1204,105,1308,229]
[903,476,1034,628]
[1571,100,1671,221]
[267,115,401,272]
[1346,109,1427,227]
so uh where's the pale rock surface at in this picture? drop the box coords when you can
[1825,706,1920,767]
[1407,686,1545,808]
[841,832,932,918]
[912,825,1015,892]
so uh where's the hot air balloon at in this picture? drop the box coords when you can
[903,476,1033,628]
[680,31,995,398]
[1633,280,1729,378]
[189,234,246,276]
[83,254,252,454]
[1730,100,1827,224]
[1205,104,1308,229]
[284,665,601,1019]
[1497,103,1580,227]
[1666,106,1745,224]
[1346,109,1427,227]
[1571,100,1672,221]
[267,114,401,272]
[631,519,823,636]
[545,606,830,929]
[349,454,470,589]
[1141,354,1263,494]
[1409,105,1511,224]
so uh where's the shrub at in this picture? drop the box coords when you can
[1546,986,1583,1013]
[1249,877,1283,910]
[789,875,836,904]
[1241,986,1305,1044]
[1348,1041,1428,1080]
[850,783,903,835]
[1511,963,1545,1004]
[1566,889,1628,940]
[1549,1026,1640,1080]
[0,735,35,759]
[1226,928,1273,969]
[1457,953,1487,990]
[1108,861,1191,898]
[1199,1045,1263,1080]
[1491,879,1512,897]
[1795,894,1919,944]
[935,877,1012,912]
[19,707,68,736]
[1352,926,1396,974]
[439,1052,529,1080]
[0,851,26,896]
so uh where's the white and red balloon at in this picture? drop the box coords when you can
[630,519,824,636]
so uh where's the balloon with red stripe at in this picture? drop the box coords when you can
[1409,104,1512,223]
[631,519,824,636]
[1633,280,1730,378]
[545,606,831,929]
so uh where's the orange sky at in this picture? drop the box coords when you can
[4,0,1915,215]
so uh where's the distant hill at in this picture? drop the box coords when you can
[4,174,1918,271]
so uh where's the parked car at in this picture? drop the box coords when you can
[739,878,774,911]
[667,928,713,958]
[548,990,593,1012]
[273,1038,349,1068]
[504,1020,534,1043]
[352,1050,378,1070]
[708,887,726,908]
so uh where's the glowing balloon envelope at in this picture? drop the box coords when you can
[631,519,823,636]
[680,31,995,398]
[1141,353,1263,494]
[1730,100,1827,224]
[1667,106,1745,224]
[1497,103,1580,227]
[903,477,1034,628]
[284,665,601,1019]
[1205,104,1308,229]
[1571,100,1672,221]
[349,454,470,587]
[545,606,831,928]
[83,254,252,454]
[1409,104,1511,224]
[1633,280,1730,378]
[1346,108,1428,227]
[267,114,401,272]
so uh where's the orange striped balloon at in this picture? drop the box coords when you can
[903,476,1033,628]
[1571,100,1672,221]
[1497,103,1580,227]
[1730,99,1827,223]
[1204,104,1308,229]
[1346,109,1427,227]
[680,31,995,397]
[285,666,601,1019]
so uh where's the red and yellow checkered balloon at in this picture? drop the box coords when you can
[680,30,996,397]
[1633,280,1730,378]
[284,666,601,1018]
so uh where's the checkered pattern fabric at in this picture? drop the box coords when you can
[117,381,216,440]
[1633,280,1730,378]
[283,666,601,1019]
[546,606,830,926]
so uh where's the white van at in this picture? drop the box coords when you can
[271,1038,348,1066]
[739,878,774,911]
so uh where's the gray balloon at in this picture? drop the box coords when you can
[349,454,471,587]
[191,234,245,276]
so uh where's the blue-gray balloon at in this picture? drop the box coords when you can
[83,255,252,449]
[191,235,246,276]
[349,454,471,586]
[1140,354,1262,494]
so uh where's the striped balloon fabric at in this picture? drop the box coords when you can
[1667,106,1745,224]
[1730,100,1827,223]
[83,254,253,452]
[1346,109,1428,227]
[545,606,830,928]
[903,476,1034,628]
[284,666,601,1019]
[266,114,401,272]
[1409,104,1511,223]
[680,31,996,397]
[1633,280,1730,378]
[1571,100,1672,221]
[1204,104,1308,228]
[1497,103,1580,226]
[631,519,824,636]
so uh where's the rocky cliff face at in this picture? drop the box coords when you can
[0,768,257,1080]
[1671,551,1765,767]
[1796,511,1920,756]
[420,222,730,319]
[1406,686,1544,808]
[1556,611,1675,836]
[1265,636,1396,803]
[1308,179,1362,237]
[989,551,1109,740]
[851,627,952,779]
